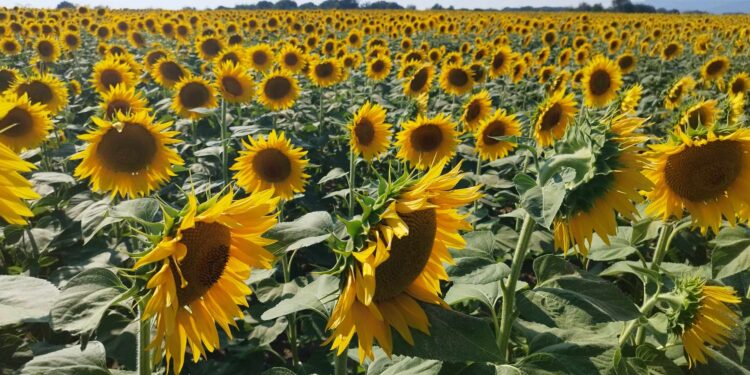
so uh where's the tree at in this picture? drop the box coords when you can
[56,1,75,8]
[275,0,298,9]
[298,2,317,9]
[431,3,444,10]
[256,0,274,9]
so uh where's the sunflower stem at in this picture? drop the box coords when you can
[497,213,535,363]
[280,253,301,367]
[348,147,356,217]
[334,352,348,375]
[220,99,229,186]
[319,88,324,129]
[137,300,152,375]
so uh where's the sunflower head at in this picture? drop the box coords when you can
[396,113,459,170]
[534,90,578,148]
[247,43,274,72]
[678,100,719,132]
[11,74,69,115]
[0,93,53,152]
[99,83,148,120]
[349,102,392,161]
[701,56,730,83]
[439,63,474,96]
[231,130,310,200]
[325,163,481,362]
[72,111,184,198]
[663,277,740,368]
[366,56,392,81]
[132,189,279,373]
[171,75,218,120]
[278,44,306,73]
[258,71,300,111]
[581,55,623,108]
[0,67,19,94]
[91,56,136,95]
[728,72,750,97]
[665,76,696,110]
[195,35,224,61]
[475,108,521,161]
[620,84,643,115]
[403,64,434,97]
[462,90,492,132]
[150,57,187,89]
[214,61,254,104]
[309,57,343,87]
[34,37,61,63]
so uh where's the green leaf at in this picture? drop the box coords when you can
[538,147,594,186]
[445,258,509,309]
[109,198,159,222]
[21,341,111,375]
[0,275,59,326]
[50,268,129,337]
[265,211,333,254]
[588,227,638,261]
[318,167,348,184]
[392,303,503,363]
[260,275,339,320]
[80,199,120,244]
[517,178,565,229]
[710,226,750,279]
[30,172,76,185]
[517,341,616,375]
[368,355,442,375]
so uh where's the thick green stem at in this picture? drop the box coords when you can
[220,100,229,186]
[137,301,152,375]
[348,148,356,217]
[334,352,348,375]
[280,245,300,366]
[497,214,535,362]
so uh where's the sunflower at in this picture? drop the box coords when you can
[665,277,741,368]
[645,127,750,234]
[462,90,492,132]
[678,100,718,131]
[278,44,306,73]
[616,53,637,74]
[171,76,218,120]
[349,102,392,161]
[396,114,459,170]
[554,116,653,255]
[309,57,343,87]
[620,83,643,114]
[489,46,513,78]
[231,130,308,200]
[0,142,39,225]
[0,94,52,152]
[0,37,21,56]
[195,36,224,62]
[326,163,481,362]
[510,58,527,84]
[151,57,187,89]
[247,44,274,72]
[728,93,745,126]
[366,56,392,81]
[534,90,578,148]
[665,76,696,110]
[439,64,474,96]
[257,71,300,111]
[538,65,556,84]
[132,189,278,374]
[62,32,81,51]
[547,69,571,95]
[214,61,254,104]
[474,109,521,161]
[99,84,148,120]
[0,67,19,94]
[91,57,136,95]
[143,49,169,71]
[728,72,750,97]
[34,37,61,63]
[72,111,183,198]
[701,56,730,83]
[214,45,248,67]
[661,41,683,61]
[403,64,434,97]
[581,55,622,108]
[11,74,69,115]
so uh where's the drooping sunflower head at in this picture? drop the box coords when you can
[538,65,556,84]
[91,56,136,95]
[257,70,299,111]
[665,76,696,110]
[366,55,392,81]
[475,108,521,161]
[663,277,740,368]
[0,93,52,152]
[0,142,39,225]
[214,61,254,104]
[309,57,343,87]
[231,130,309,200]
[99,83,148,120]
[645,126,750,234]
[462,90,492,132]
[132,189,279,374]
[553,116,652,256]
[403,64,434,97]
[278,44,306,73]
[72,111,184,198]
[348,101,392,161]
[34,36,61,63]
[325,162,482,362]
[701,56,730,83]
[678,99,719,131]
[534,90,578,148]
[150,57,187,89]
[11,74,69,115]
[247,43,274,72]
[728,72,750,97]
[581,55,623,108]
[171,75,218,120]
[396,113,459,170]
[439,63,474,96]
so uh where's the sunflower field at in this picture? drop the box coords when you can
[1,6,750,375]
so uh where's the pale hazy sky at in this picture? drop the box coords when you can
[12,0,583,11]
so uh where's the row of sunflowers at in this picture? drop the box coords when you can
[0,6,749,375]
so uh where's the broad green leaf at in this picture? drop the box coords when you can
[109,198,160,222]
[30,172,76,185]
[392,303,503,363]
[588,227,638,261]
[260,275,339,320]
[318,167,348,184]
[517,341,616,375]
[50,268,129,336]
[0,276,59,326]
[517,178,565,229]
[368,355,442,375]
[21,341,111,375]
[445,258,509,309]
[710,226,750,279]
[80,199,120,244]
[265,211,333,254]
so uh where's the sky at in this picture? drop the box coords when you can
[8,0,748,13]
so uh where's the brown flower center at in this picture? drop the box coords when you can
[410,124,443,152]
[705,60,726,76]
[252,148,292,183]
[65,34,78,47]
[200,39,221,58]
[174,222,231,306]
[37,40,54,57]
[222,76,244,97]
[264,76,292,100]
[220,52,240,66]
[0,107,34,137]
[664,140,743,202]
[17,81,53,105]
[447,68,469,87]
[147,51,167,66]
[589,69,611,96]
[178,82,210,109]
[284,53,298,67]
[105,99,132,119]
[619,56,634,70]
[252,50,268,66]
[540,103,563,131]
[354,117,375,146]
[0,70,16,92]
[492,52,505,70]
[99,69,123,90]
[465,100,482,123]
[373,209,436,301]
[409,68,429,92]
[731,79,746,95]
[371,60,385,73]
[159,61,184,83]
[315,62,334,78]
[2,41,17,53]
[483,120,506,146]
[96,123,157,173]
